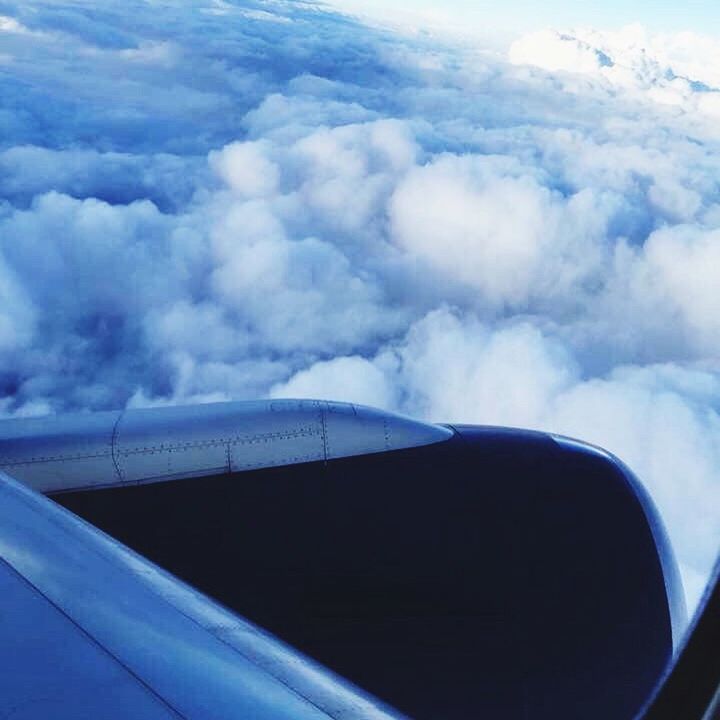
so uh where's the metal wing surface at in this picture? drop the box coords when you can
[0,467,405,720]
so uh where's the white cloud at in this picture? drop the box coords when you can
[509,25,720,125]
[389,154,615,310]
[637,226,720,353]
[510,30,614,74]
[0,256,36,356]
[210,141,280,198]
[271,355,397,408]
[0,14,35,35]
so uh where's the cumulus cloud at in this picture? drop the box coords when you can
[209,141,280,198]
[0,256,35,356]
[0,0,718,611]
[389,154,614,309]
[271,355,398,409]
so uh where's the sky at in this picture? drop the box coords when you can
[327,0,720,43]
[0,0,719,615]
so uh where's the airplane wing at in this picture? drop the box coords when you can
[0,400,445,720]
[0,466,406,720]
[0,399,687,719]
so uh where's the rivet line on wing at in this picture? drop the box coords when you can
[319,402,328,463]
[110,409,126,483]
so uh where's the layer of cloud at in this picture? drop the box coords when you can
[509,25,720,120]
[0,1,718,612]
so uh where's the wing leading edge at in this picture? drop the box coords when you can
[0,400,452,494]
[0,469,406,720]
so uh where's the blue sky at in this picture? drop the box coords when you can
[328,0,720,40]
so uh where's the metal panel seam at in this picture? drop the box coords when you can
[0,451,112,466]
[319,402,328,462]
[110,409,125,484]
[0,551,187,720]
[141,590,344,719]
[118,429,323,456]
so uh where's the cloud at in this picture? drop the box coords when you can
[209,141,280,198]
[389,154,615,309]
[627,225,720,355]
[0,0,718,611]
[0,255,35,356]
[510,30,616,75]
[271,355,397,409]
[509,25,720,122]
[0,145,203,211]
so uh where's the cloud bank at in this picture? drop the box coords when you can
[0,0,718,612]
